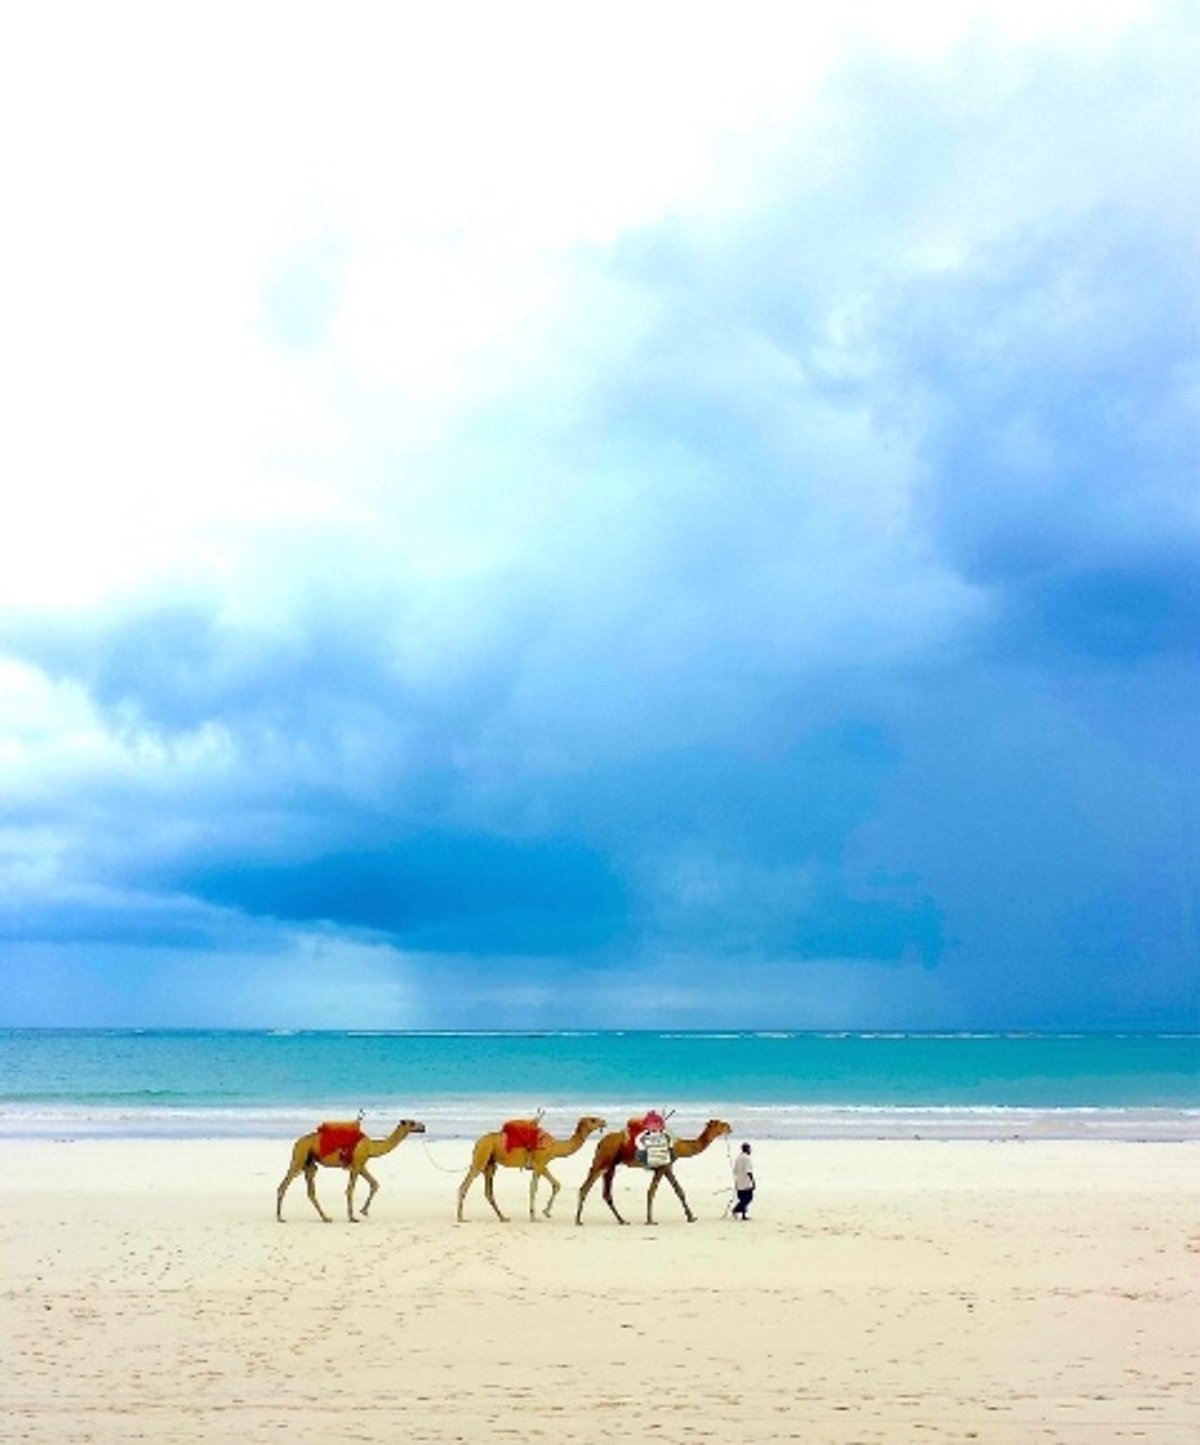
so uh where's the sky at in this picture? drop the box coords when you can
[1,2,1197,1030]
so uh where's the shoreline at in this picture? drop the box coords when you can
[4,1099,1200,1143]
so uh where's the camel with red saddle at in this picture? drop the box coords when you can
[457,1115,607,1222]
[276,1117,426,1223]
[575,1116,732,1225]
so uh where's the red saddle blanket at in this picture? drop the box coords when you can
[317,1121,365,1165]
[502,1119,547,1153]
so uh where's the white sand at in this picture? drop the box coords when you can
[2,1136,1198,1442]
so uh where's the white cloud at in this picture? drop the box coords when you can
[1,2,1170,607]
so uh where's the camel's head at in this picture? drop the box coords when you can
[578,1115,607,1137]
[400,1119,427,1134]
[706,1120,733,1140]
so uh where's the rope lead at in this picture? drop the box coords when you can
[420,1135,470,1174]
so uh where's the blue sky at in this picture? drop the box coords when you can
[1,3,1197,1029]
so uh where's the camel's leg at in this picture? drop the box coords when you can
[345,1167,362,1223]
[457,1163,482,1222]
[577,1157,626,1225]
[601,1165,628,1225]
[276,1166,300,1221]
[647,1168,663,1224]
[575,1165,602,1224]
[304,1162,332,1223]
[529,1164,561,1219]
[482,1161,509,1222]
[654,1165,695,1223]
[537,1165,562,1220]
[277,1141,313,1221]
[359,1164,381,1218]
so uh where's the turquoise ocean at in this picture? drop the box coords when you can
[2,1029,1198,1142]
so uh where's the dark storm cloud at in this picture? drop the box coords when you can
[876,215,1200,663]
[156,834,628,955]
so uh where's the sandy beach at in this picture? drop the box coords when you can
[2,1136,1197,1443]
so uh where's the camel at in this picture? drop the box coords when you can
[457,1115,607,1222]
[575,1118,732,1226]
[276,1117,426,1223]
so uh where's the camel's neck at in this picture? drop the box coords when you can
[366,1125,409,1158]
[549,1129,590,1159]
[673,1131,719,1159]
